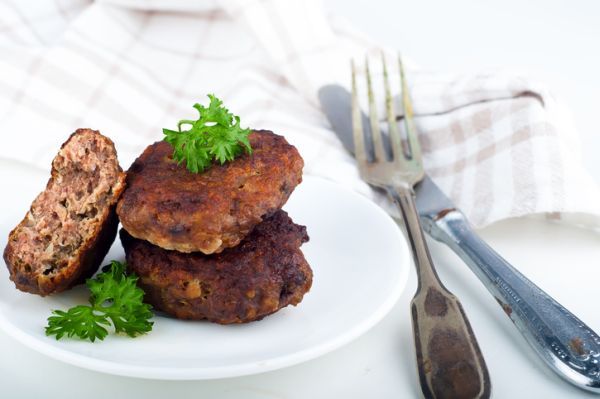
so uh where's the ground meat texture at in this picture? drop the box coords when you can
[121,210,312,324]
[3,129,126,296]
[116,130,304,254]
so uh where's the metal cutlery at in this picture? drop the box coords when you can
[319,61,600,393]
[350,56,491,399]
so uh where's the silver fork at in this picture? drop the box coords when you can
[351,56,491,399]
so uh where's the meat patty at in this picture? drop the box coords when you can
[3,129,126,296]
[121,210,312,324]
[117,130,303,254]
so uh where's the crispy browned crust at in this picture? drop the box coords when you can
[121,210,312,324]
[3,129,126,296]
[116,130,304,254]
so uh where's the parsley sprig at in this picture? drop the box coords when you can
[45,261,153,342]
[163,94,252,173]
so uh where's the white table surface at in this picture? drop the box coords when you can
[2,1,600,398]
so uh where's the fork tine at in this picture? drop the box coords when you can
[366,57,386,162]
[399,55,422,167]
[351,60,367,164]
[382,53,404,164]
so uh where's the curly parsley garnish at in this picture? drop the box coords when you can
[45,261,153,342]
[163,94,252,173]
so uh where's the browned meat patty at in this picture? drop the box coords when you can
[121,210,312,324]
[3,129,126,296]
[116,130,304,254]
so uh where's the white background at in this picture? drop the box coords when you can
[2,1,600,398]
[325,0,600,182]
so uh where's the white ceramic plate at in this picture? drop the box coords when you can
[0,159,409,380]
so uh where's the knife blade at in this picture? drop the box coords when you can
[318,83,600,393]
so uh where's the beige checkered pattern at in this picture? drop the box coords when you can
[1,0,598,228]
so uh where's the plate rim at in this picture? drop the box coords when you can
[0,166,410,380]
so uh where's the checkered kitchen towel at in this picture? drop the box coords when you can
[1,0,599,228]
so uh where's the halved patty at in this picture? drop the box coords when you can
[121,210,312,324]
[3,129,126,296]
[117,130,303,254]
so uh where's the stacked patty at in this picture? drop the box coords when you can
[117,130,312,324]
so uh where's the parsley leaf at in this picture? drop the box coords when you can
[46,306,110,342]
[45,261,154,342]
[163,94,252,173]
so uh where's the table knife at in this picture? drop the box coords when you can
[318,84,600,393]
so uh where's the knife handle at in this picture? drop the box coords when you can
[422,210,600,392]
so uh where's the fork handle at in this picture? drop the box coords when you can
[388,186,491,399]
[421,209,600,392]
